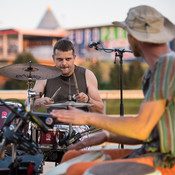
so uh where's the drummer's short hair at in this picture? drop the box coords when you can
[53,39,75,55]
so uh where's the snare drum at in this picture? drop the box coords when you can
[0,101,21,130]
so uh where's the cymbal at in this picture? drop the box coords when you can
[0,63,61,80]
[47,101,93,108]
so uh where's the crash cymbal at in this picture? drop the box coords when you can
[0,63,61,80]
[47,101,93,108]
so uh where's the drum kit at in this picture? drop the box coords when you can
[0,61,94,174]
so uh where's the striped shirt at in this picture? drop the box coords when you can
[143,52,175,167]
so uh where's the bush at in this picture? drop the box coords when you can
[109,59,144,90]
[4,52,38,90]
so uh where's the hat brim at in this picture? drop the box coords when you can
[112,18,175,43]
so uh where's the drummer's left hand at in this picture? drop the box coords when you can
[50,106,89,125]
[75,92,89,103]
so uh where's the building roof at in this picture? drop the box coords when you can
[37,7,60,30]
[0,28,67,37]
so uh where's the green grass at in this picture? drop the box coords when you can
[106,99,143,115]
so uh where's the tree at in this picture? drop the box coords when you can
[109,59,144,90]
[124,59,144,89]
[109,62,120,89]
[4,52,38,90]
[88,60,111,89]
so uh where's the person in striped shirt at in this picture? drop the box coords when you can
[50,5,175,175]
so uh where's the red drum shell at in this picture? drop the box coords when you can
[0,102,21,130]
[37,128,67,145]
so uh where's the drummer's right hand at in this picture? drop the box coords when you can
[39,97,54,109]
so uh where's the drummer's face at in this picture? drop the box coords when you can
[53,49,76,77]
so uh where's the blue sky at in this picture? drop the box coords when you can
[0,0,175,30]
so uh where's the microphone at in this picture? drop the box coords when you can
[88,41,100,48]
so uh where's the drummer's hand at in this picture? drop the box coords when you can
[76,92,89,103]
[39,97,54,109]
[50,106,89,125]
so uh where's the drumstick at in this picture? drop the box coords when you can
[51,87,61,100]
[73,72,79,94]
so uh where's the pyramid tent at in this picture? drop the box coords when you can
[37,7,60,30]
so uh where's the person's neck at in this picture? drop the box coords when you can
[141,43,171,70]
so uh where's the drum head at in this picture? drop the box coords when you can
[84,161,161,175]
[46,151,105,175]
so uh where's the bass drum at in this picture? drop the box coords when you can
[0,101,21,131]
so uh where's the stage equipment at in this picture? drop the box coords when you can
[88,41,101,48]
[0,98,48,174]
[46,101,93,108]
[0,62,61,80]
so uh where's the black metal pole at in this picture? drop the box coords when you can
[118,51,124,149]
[90,43,132,149]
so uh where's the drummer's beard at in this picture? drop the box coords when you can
[60,66,73,77]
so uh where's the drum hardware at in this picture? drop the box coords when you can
[0,100,22,132]
[0,154,44,175]
[46,101,93,108]
[0,99,46,174]
[0,99,49,174]
[36,127,68,164]
[0,61,61,138]
[59,127,101,147]
[0,61,61,112]
[31,112,67,128]
[0,98,48,157]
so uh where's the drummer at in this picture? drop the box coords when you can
[31,39,104,138]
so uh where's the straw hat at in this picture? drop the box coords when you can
[112,5,175,43]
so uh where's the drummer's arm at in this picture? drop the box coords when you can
[86,69,104,113]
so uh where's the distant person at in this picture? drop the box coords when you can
[51,5,175,174]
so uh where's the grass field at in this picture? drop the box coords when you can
[106,99,143,115]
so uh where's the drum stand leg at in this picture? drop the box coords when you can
[11,144,17,163]
[69,124,72,137]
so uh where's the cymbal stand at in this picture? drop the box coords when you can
[26,62,41,141]
[68,78,72,137]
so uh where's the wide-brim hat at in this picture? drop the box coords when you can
[112,5,175,43]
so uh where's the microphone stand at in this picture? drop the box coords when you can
[94,44,132,149]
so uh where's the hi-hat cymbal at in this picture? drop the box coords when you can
[0,63,61,80]
[47,101,93,108]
